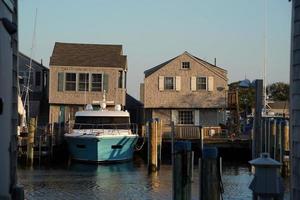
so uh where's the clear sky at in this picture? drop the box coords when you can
[19,0,292,98]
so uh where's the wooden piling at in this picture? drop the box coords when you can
[272,119,276,159]
[276,120,281,162]
[254,80,263,159]
[173,141,192,200]
[198,158,202,200]
[283,120,289,152]
[281,119,290,177]
[27,118,36,163]
[148,120,158,173]
[200,147,220,200]
[157,120,163,170]
[38,135,42,165]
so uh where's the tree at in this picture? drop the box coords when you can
[267,82,289,101]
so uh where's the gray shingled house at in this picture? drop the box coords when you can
[48,42,127,124]
[141,51,228,137]
[19,52,49,125]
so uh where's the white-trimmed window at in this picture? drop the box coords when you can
[182,62,190,69]
[164,77,175,90]
[91,74,102,91]
[196,77,207,90]
[78,73,89,91]
[178,110,194,125]
[65,73,76,91]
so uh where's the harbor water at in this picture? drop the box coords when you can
[17,155,290,200]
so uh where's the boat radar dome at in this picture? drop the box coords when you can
[85,104,93,111]
[115,104,121,111]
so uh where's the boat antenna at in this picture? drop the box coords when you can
[23,8,38,123]
[263,0,268,115]
[100,90,107,110]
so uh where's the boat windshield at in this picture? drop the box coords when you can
[73,116,130,129]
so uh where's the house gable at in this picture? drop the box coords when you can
[144,51,227,81]
[143,52,228,109]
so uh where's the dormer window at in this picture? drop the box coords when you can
[182,62,190,69]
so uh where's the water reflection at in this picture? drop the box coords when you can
[17,157,289,200]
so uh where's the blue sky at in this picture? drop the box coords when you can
[19,0,291,98]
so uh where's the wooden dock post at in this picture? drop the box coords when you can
[276,119,281,162]
[148,119,161,173]
[27,118,36,163]
[253,79,263,159]
[200,147,220,200]
[270,119,275,158]
[173,141,192,200]
[281,119,290,177]
[272,119,277,159]
[157,119,163,170]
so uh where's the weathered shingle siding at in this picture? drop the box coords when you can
[144,53,227,108]
[49,66,126,106]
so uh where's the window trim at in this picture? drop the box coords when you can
[178,110,194,125]
[181,62,190,69]
[78,73,90,91]
[91,73,103,92]
[65,72,77,91]
[164,76,175,90]
[196,76,207,91]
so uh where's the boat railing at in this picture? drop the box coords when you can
[67,123,138,135]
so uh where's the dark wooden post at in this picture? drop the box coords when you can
[272,119,277,159]
[157,119,163,170]
[253,80,263,159]
[173,141,192,200]
[282,119,290,177]
[27,118,36,163]
[148,120,158,173]
[276,119,281,161]
[200,147,220,200]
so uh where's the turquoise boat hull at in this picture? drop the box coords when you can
[65,135,138,162]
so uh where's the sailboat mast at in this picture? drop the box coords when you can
[23,9,38,121]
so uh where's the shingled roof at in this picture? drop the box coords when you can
[50,42,127,69]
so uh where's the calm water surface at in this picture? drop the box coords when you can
[18,156,290,200]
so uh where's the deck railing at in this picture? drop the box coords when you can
[145,124,224,140]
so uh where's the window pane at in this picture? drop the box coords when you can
[197,77,207,90]
[66,73,76,81]
[164,77,174,90]
[92,74,102,91]
[79,73,89,91]
[66,83,76,91]
[178,111,194,125]
[182,62,190,69]
[92,74,102,82]
[65,73,76,91]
